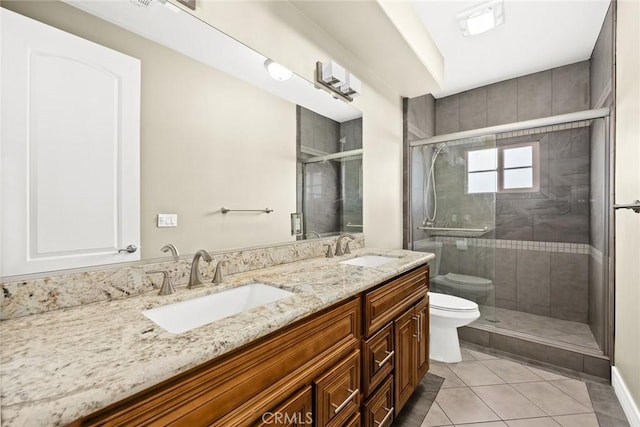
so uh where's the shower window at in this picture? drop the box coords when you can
[467,141,539,193]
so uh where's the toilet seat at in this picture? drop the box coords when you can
[444,273,492,286]
[429,292,479,313]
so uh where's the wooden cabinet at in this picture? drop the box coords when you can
[364,265,429,336]
[394,298,430,415]
[362,323,394,397]
[361,264,430,423]
[72,263,431,427]
[258,386,313,427]
[345,412,361,427]
[314,350,360,427]
[363,375,394,427]
[75,298,360,427]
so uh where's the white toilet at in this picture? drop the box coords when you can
[414,240,483,362]
[429,291,480,363]
[414,240,494,302]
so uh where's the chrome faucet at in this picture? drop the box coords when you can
[335,233,355,256]
[188,249,212,289]
[160,243,179,257]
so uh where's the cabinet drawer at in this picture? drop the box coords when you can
[315,351,360,427]
[364,265,428,336]
[257,386,313,427]
[362,322,394,397]
[345,412,361,427]
[364,375,394,427]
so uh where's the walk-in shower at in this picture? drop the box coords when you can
[410,109,612,366]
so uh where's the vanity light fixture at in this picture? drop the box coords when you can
[457,0,504,36]
[316,61,361,102]
[264,59,293,81]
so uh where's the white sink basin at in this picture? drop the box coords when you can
[340,255,395,268]
[142,283,295,334]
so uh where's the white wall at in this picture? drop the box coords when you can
[614,0,640,422]
[185,1,405,249]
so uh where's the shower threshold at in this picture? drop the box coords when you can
[459,308,609,379]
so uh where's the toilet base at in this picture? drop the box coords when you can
[430,324,463,363]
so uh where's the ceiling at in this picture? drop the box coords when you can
[411,0,611,98]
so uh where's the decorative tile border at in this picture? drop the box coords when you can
[0,235,364,320]
[426,237,590,254]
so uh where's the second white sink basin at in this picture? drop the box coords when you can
[142,283,295,334]
[340,255,395,268]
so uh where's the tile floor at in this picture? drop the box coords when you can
[473,307,601,352]
[411,347,629,427]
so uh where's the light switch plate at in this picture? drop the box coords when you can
[157,214,178,228]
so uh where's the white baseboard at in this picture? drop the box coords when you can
[612,366,640,427]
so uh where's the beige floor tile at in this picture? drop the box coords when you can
[422,402,452,427]
[461,348,477,361]
[465,348,499,361]
[481,359,544,383]
[506,417,562,427]
[453,422,507,427]
[548,380,593,410]
[511,382,593,416]
[552,413,599,427]
[525,366,569,381]
[472,384,547,420]
[436,387,501,425]
[429,362,467,388]
[448,361,506,386]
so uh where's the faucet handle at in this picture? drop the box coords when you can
[344,241,352,255]
[146,270,176,295]
[324,244,334,258]
[212,260,227,284]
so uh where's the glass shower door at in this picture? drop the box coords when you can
[411,135,497,322]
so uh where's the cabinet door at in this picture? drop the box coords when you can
[415,298,429,383]
[314,351,360,427]
[257,386,313,427]
[363,375,394,427]
[394,306,415,415]
[363,322,394,397]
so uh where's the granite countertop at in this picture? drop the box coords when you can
[0,248,433,426]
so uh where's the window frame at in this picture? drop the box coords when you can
[466,141,540,194]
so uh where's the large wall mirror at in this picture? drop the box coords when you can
[0,0,362,278]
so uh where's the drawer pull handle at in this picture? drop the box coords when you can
[375,407,394,426]
[419,313,423,342]
[332,388,358,414]
[375,350,395,367]
[413,315,420,341]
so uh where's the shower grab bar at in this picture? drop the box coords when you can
[613,200,640,214]
[417,226,489,232]
[221,207,273,214]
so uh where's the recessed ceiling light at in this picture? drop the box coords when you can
[457,0,505,36]
[264,59,293,82]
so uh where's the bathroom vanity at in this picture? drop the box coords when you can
[0,248,433,427]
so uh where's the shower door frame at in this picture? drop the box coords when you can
[407,107,613,358]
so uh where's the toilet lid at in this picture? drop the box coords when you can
[444,273,492,286]
[429,292,479,312]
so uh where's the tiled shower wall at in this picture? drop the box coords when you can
[405,61,600,323]
[296,107,363,236]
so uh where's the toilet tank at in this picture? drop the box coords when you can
[413,239,442,278]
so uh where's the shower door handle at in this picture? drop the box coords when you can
[613,200,640,214]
